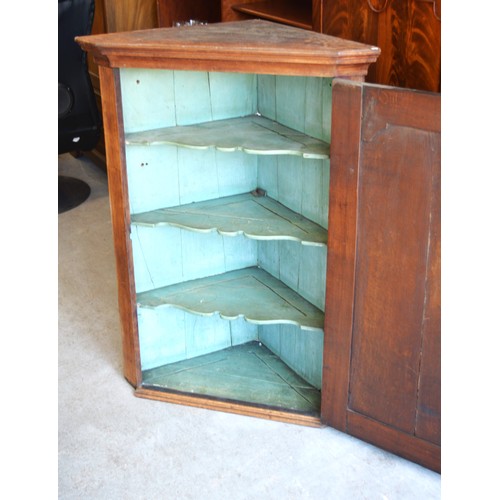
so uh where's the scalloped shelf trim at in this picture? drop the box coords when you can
[131,192,327,246]
[125,115,330,159]
[136,267,325,331]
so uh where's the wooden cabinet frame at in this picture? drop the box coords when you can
[77,21,440,472]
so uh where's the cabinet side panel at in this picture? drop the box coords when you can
[138,309,258,369]
[173,71,257,125]
[277,155,303,215]
[299,158,330,229]
[121,70,257,133]
[177,149,258,205]
[173,70,214,125]
[276,75,306,133]
[99,66,142,386]
[258,324,324,390]
[257,240,326,313]
[415,129,441,445]
[130,225,183,292]
[132,229,258,293]
[126,144,180,213]
[257,74,276,120]
[121,68,176,133]
[126,146,258,214]
[207,72,257,120]
[257,156,329,230]
[257,75,332,143]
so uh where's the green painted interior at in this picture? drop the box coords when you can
[120,68,331,400]
[142,341,321,414]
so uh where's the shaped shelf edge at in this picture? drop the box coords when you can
[125,115,330,160]
[131,192,327,246]
[136,267,325,331]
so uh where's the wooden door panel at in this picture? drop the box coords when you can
[415,148,441,445]
[349,89,437,433]
[323,80,440,472]
[349,126,436,432]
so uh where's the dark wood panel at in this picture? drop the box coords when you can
[347,410,441,472]
[321,80,363,429]
[222,0,318,30]
[157,0,221,27]
[405,0,441,92]
[321,0,440,91]
[415,132,441,445]
[321,0,378,83]
[221,0,260,21]
[348,85,437,433]
[323,79,440,471]
[231,0,312,30]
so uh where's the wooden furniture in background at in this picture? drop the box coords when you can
[321,0,441,91]
[85,0,158,168]
[221,0,441,91]
[221,0,321,31]
[85,0,222,167]
[156,0,221,27]
[322,79,441,471]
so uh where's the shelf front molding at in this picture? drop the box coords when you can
[131,192,327,246]
[137,267,325,331]
[126,115,330,159]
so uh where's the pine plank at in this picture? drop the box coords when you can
[131,192,327,246]
[125,115,330,159]
[142,341,321,413]
[137,267,325,331]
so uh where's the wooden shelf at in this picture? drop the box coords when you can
[142,341,321,414]
[125,115,330,159]
[232,1,312,30]
[131,192,327,246]
[137,267,325,331]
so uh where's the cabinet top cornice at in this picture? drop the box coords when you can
[76,20,380,77]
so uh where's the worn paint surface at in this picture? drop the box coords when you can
[131,192,327,246]
[137,267,324,330]
[120,68,330,404]
[142,341,321,413]
[126,116,329,159]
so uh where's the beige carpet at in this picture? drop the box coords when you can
[58,152,441,499]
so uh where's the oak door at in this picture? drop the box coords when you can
[322,80,440,472]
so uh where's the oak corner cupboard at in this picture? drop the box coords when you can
[77,20,440,472]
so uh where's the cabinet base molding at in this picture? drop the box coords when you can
[134,386,324,427]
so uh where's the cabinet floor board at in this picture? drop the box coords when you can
[142,341,321,414]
